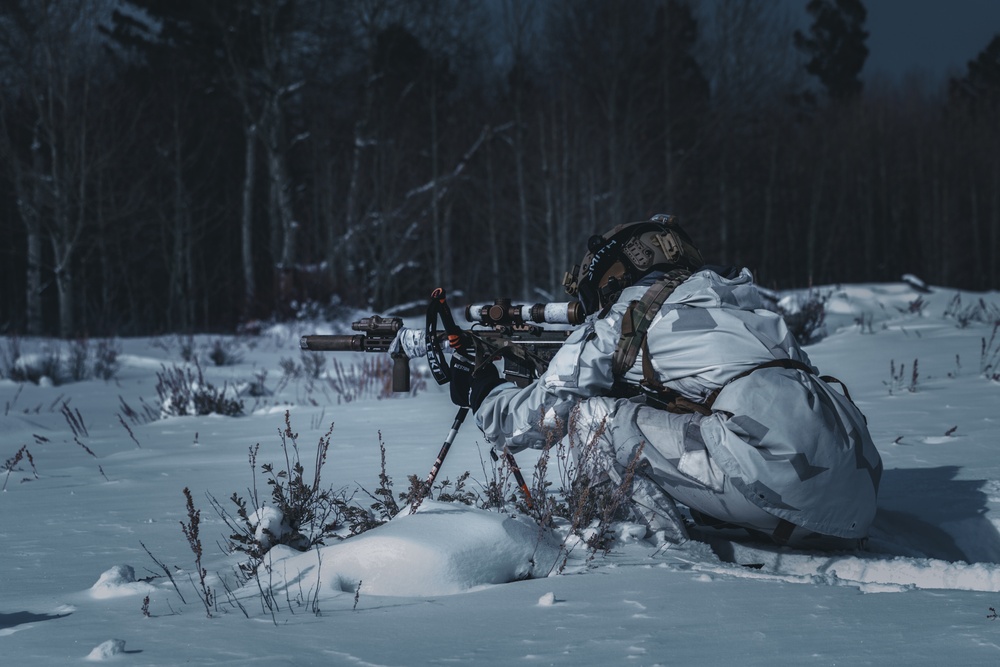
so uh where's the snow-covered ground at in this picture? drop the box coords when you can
[2,280,1000,666]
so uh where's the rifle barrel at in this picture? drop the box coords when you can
[299,334,367,352]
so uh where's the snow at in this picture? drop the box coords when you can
[85,638,128,661]
[265,501,561,597]
[90,565,156,600]
[3,279,1000,665]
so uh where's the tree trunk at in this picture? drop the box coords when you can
[485,139,500,297]
[264,103,297,307]
[54,264,73,338]
[442,201,454,293]
[241,123,258,319]
[760,140,778,281]
[274,154,297,268]
[992,162,999,288]
[969,177,982,284]
[662,8,675,207]
[717,153,729,263]
[806,159,826,286]
[25,142,45,335]
[25,224,44,335]
[557,94,571,286]
[337,117,365,293]
[429,72,443,290]
[513,90,531,300]
[538,106,557,296]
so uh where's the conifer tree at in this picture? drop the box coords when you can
[794,0,869,103]
[949,34,1000,113]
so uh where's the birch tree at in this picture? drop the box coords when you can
[0,0,118,337]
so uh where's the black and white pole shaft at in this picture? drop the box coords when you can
[410,406,469,514]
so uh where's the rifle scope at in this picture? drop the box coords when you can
[465,298,585,327]
[351,314,403,334]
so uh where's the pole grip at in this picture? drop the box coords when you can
[432,287,464,349]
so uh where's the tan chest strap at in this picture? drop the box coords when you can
[611,268,691,384]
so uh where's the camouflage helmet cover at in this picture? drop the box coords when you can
[563,214,703,314]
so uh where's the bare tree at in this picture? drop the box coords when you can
[499,0,541,300]
[213,0,305,314]
[0,0,119,337]
[0,103,45,335]
[696,0,802,263]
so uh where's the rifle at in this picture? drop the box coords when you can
[299,297,585,392]
[299,292,586,511]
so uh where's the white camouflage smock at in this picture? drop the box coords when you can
[475,268,882,540]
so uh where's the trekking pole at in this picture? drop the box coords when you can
[410,406,469,514]
[412,287,534,513]
[496,447,533,510]
[410,288,469,514]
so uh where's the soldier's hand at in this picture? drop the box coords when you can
[449,341,476,407]
[449,337,502,410]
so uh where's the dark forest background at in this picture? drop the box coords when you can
[1,0,998,337]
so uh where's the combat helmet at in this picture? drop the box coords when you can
[563,214,703,315]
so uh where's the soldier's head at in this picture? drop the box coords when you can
[563,214,703,315]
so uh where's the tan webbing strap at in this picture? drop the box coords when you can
[612,273,862,422]
[640,336,660,389]
[612,269,691,380]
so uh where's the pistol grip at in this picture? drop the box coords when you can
[392,353,410,393]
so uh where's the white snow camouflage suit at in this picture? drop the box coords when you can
[475,268,882,542]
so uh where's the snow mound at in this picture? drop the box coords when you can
[90,565,155,599]
[251,506,292,550]
[264,501,561,597]
[85,639,127,661]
